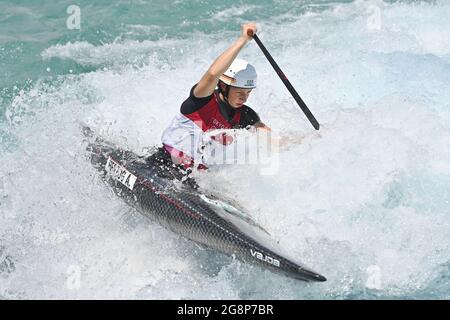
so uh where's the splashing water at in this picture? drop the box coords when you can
[0,0,449,299]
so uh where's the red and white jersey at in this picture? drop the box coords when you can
[161,86,260,167]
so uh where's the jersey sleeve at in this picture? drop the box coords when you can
[180,84,214,115]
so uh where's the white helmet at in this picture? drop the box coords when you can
[219,58,257,89]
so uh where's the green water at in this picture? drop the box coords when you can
[1,0,449,299]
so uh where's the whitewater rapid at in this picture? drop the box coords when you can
[1,0,449,299]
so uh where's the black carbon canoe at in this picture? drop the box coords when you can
[84,127,326,282]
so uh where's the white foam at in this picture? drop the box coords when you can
[41,38,187,67]
[1,0,450,299]
[209,5,260,22]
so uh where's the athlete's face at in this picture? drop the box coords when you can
[227,87,253,108]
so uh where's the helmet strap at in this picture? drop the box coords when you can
[224,84,230,102]
[218,81,231,104]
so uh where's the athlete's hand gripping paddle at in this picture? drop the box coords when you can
[248,30,320,130]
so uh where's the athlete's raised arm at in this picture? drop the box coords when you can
[193,23,257,98]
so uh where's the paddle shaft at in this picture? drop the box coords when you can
[252,33,320,130]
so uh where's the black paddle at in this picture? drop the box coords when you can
[249,31,320,130]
